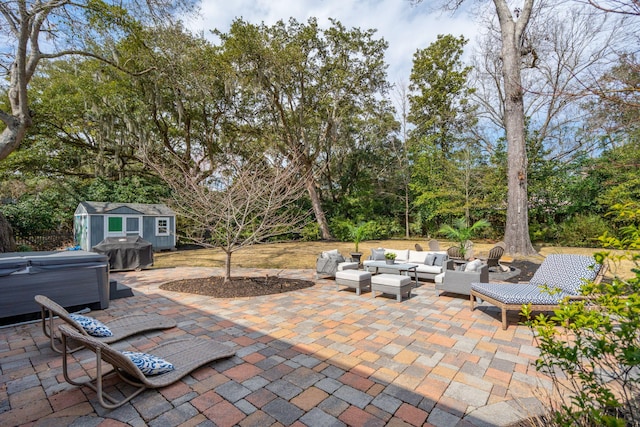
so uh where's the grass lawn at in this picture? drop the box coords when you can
[154,239,637,280]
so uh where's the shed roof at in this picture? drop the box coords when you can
[77,201,175,216]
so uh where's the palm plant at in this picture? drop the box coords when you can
[347,221,372,254]
[439,218,490,256]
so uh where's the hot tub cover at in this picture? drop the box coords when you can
[92,236,153,271]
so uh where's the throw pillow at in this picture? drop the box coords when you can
[322,249,340,259]
[330,254,345,263]
[121,351,175,375]
[425,254,436,266]
[371,248,386,260]
[464,259,483,272]
[433,254,447,266]
[69,314,113,337]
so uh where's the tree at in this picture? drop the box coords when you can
[146,152,312,282]
[216,18,392,240]
[0,0,195,251]
[0,0,195,161]
[408,34,480,233]
[578,0,640,15]
[409,34,475,155]
[413,0,581,255]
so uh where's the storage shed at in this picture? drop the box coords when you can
[74,202,176,252]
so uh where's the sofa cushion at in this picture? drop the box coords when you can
[408,250,429,264]
[416,264,443,274]
[371,248,386,260]
[385,249,409,262]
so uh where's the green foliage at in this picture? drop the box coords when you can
[0,176,169,235]
[556,214,612,247]
[300,223,321,242]
[384,252,396,260]
[527,203,640,426]
[438,218,490,255]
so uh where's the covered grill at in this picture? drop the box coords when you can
[92,236,153,271]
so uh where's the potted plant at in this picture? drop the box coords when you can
[438,218,490,258]
[347,221,372,264]
[384,252,397,264]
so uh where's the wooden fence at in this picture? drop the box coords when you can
[14,231,75,251]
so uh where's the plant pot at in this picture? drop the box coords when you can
[350,252,362,263]
[385,259,395,265]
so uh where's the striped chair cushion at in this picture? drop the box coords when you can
[528,254,600,294]
[471,283,573,305]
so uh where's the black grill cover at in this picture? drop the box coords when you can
[92,236,153,271]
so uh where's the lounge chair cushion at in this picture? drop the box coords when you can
[69,314,113,337]
[527,254,600,294]
[122,351,175,375]
[471,282,574,305]
[424,254,436,265]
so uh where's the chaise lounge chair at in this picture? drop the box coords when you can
[59,324,236,409]
[470,254,606,330]
[35,295,177,353]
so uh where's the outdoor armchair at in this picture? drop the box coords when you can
[435,259,489,296]
[316,250,358,279]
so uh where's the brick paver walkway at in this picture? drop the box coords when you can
[0,267,550,426]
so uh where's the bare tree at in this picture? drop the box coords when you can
[146,152,312,282]
[411,0,538,255]
[578,0,640,15]
[392,82,413,238]
[471,4,626,158]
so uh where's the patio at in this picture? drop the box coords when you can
[0,267,549,426]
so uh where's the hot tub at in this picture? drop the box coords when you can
[0,250,109,323]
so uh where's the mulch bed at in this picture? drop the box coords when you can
[159,259,541,298]
[503,260,540,283]
[160,276,315,298]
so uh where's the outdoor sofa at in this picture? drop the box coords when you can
[363,248,449,282]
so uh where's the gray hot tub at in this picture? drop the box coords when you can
[0,250,109,322]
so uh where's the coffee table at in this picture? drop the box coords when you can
[365,261,419,286]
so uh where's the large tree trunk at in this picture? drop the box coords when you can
[0,212,17,253]
[494,0,537,256]
[304,173,333,240]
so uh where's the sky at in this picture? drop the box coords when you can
[186,0,484,85]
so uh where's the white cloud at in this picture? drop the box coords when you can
[188,0,481,84]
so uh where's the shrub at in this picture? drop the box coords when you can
[556,214,611,247]
[300,223,321,241]
[526,203,640,426]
